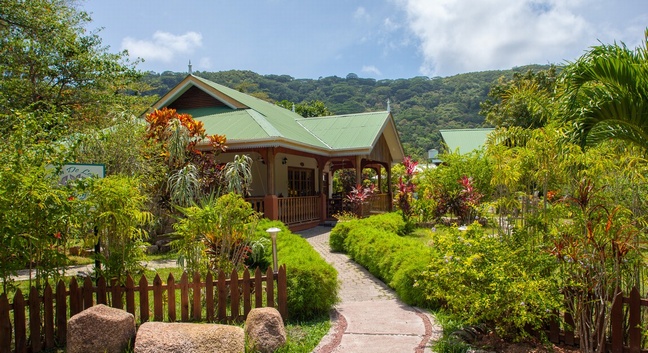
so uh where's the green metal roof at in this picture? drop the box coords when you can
[298,112,390,150]
[439,128,494,154]
[152,75,405,161]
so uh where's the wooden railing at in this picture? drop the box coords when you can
[278,196,321,225]
[369,193,390,213]
[247,197,265,214]
[0,266,287,353]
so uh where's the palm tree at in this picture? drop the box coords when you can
[562,29,648,150]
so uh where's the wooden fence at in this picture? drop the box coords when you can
[0,266,287,353]
[546,286,648,353]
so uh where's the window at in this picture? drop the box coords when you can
[288,167,315,196]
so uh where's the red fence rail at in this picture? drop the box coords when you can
[0,266,287,353]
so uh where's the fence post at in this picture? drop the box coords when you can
[0,293,11,353]
[83,276,94,310]
[265,267,274,308]
[205,272,214,322]
[278,265,287,320]
[13,289,26,353]
[153,274,163,322]
[55,280,67,345]
[192,272,201,321]
[231,269,240,321]
[243,269,251,319]
[628,287,641,353]
[110,278,122,310]
[167,273,176,322]
[96,276,107,305]
[125,275,135,316]
[254,268,263,308]
[69,278,80,317]
[139,275,149,323]
[180,272,189,322]
[29,286,42,352]
[217,270,227,321]
[43,283,54,349]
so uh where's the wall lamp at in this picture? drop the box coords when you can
[282,157,288,165]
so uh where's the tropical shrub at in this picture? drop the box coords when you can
[85,175,153,282]
[173,193,259,275]
[254,219,339,320]
[419,224,561,339]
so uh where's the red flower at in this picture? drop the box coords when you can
[54,232,62,239]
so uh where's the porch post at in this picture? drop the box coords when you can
[387,164,393,212]
[264,148,278,220]
[355,155,362,186]
[267,148,275,195]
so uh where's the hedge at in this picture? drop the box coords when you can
[330,213,433,307]
[254,219,339,320]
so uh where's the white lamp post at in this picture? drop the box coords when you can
[266,227,281,274]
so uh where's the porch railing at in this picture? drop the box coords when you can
[370,193,390,213]
[279,196,321,225]
[247,197,264,214]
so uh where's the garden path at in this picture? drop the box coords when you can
[298,226,442,353]
[12,259,178,282]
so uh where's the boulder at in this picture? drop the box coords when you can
[67,304,136,353]
[134,322,244,353]
[244,307,286,353]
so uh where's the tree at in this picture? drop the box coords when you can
[276,100,333,117]
[0,0,149,134]
[562,29,648,150]
[480,66,559,128]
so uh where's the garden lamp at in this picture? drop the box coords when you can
[266,227,281,274]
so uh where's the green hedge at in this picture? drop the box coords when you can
[331,213,433,307]
[254,219,339,320]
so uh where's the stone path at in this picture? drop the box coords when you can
[298,226,442,353]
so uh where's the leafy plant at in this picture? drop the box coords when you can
[86,175,153,282]
[173,193,259,275]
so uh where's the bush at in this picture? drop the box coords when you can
[254,219,339,320]
[418,224,561,339]
[332,213,433,306]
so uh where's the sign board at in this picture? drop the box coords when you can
[59,163,105,186]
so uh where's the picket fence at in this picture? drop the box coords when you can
[546,286,648,353]
[0,265,287,353]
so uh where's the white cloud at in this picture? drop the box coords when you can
[121,31,203,63]
[199,57,212,70]
[354,7,370,21]
[394,0,591,76]
[362,65,382,76]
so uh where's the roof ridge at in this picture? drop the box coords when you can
[296,120,333,150]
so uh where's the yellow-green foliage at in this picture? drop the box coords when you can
[420,224,561,339]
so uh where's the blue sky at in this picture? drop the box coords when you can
[83,0,648,79]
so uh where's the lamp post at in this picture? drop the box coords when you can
[266,227,280,274]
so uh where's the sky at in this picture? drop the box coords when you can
[82,0,648,80]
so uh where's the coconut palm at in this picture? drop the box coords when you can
[562,29,648,150]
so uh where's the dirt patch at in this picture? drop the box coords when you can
[472,332,580,353]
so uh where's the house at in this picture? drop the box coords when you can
[149,75,405,230]
[439,128,494,155]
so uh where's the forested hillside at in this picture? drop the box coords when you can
[143,65,551,159]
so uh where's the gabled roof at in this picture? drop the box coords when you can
[150,75,405,162]
[439,128,494,154]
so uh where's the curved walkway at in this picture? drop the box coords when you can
[298,226,442,353]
